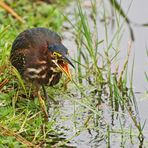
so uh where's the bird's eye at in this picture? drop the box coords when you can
[53,52,62,57]
[53,52,57,56]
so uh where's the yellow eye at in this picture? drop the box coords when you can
[53,52,62,57]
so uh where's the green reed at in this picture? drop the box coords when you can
[69,0,145,146]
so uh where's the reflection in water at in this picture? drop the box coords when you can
[47,83,144,147]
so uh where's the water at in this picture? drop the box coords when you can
[121,0,148,139]
[54,0,148,147]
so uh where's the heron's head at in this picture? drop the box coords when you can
[48,44,74,80]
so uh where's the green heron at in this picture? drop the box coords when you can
[10,27,74,120]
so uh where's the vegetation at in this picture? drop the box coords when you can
[0,0,147,147]
[0,0,69,147]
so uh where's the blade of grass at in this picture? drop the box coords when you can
[109,0,134,41]
[0,1,25,23]
[12,67,27,96]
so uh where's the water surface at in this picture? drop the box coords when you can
[56,0,148,147]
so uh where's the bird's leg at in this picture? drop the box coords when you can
[37,90,48,121]
[42,85,51,109]
[42,85,50,101]
[42,85,58,104]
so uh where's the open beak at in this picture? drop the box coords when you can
[53,55,74,80]
[59,63,71,80]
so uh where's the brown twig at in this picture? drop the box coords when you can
[0,124,38,147]
[0,1,24,23]
[37,90,49,122]
[0,78,9,90]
